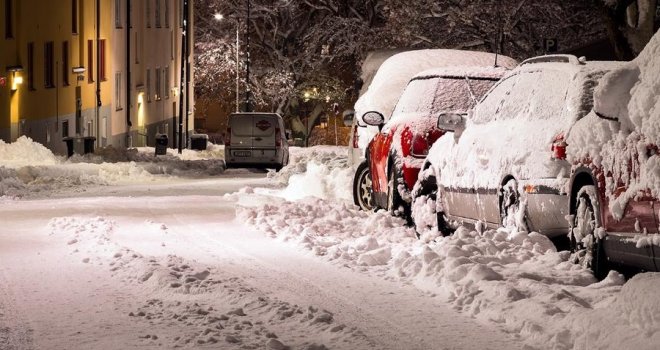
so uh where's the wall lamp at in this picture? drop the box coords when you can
[7,66,23,91]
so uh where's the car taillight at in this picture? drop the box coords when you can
[352,125,359,148]
[275,127,281,147]
[411,134,430,158]
[551,134,567,160]
[225,128,231,146]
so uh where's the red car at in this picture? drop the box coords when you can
[567,39,660,277]
[362,67,507,217]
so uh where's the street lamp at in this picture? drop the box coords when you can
[214,13,240,113]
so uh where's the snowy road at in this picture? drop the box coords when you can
[0,175,519,350]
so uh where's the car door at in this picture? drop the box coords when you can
[443,74,520,224]
[229,114,253,150]
[252,114,277,157]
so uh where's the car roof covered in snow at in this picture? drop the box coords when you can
[412,65,511,81]
[354,49,518,120]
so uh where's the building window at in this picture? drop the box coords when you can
[134,32,140,64]
[99,39,107,81]
[164,66,169,99]
[115,72,123,110]
[155,67,162,100]
[44,42,55,88]
[165,0,170,28]
[146,0,151,28]
[27,42,35,90]
[155,0,161,28]
[115,0,122,28]
[146,69,152,102]
[72,0,78,34]
[87,40,94,83]
[4,0,13,39]
[62,41,70,86]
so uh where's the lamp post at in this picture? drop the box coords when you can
[214,13,240,113]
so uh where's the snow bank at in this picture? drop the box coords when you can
[0,136,62,167]
[0,137,226,198]
[239,195,660,350]
[266,146,353,202]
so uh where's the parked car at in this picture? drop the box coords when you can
[352,49,517,211]
[362,66,511,217]
[566,30,660,277]
[411,55,620,248]
[225,112,289,171]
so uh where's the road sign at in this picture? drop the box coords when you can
[544,38,558,53]
[0,77,6,87]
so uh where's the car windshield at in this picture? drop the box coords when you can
[393,76,498,116]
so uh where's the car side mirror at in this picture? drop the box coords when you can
[437,112,466,132]
[438,112,467,141]
[362,111,385,130]
[343,110,355,127]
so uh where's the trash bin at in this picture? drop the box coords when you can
[62,137,74,157]
[190,133,208,151]
[83,136,96,154]
[155,133,168,155]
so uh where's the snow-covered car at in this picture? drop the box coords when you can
[351,49,517,211]
[362,66,510,217]
[411,55,620,240]
[566,30,660,278]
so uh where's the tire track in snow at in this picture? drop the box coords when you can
[162,204,519,350]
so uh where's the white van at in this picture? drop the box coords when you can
[225,113,289,171]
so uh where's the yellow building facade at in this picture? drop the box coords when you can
[1,0,194,154]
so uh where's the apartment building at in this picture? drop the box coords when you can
[0,0,194,154]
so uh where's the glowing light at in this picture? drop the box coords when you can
[11,74,23,91]
[214,13,224,21]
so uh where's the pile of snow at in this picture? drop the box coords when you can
[265,146,353,202]
[0,137,226,198]
[238,194,660,350]
[0,136,63,167]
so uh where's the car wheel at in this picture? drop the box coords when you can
[352,161,373,211]
[570,185,608,280]
[499,179,528,232]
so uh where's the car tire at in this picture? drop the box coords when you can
[499,179,528,232]
[352,161,374,211]
[570,185,609,280]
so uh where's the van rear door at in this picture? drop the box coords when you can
[229,114,254,149]
[252,115,277,149]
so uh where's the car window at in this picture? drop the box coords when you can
[527,70,571,121]
[494,71,538,120]
[576,71,607,120]
[393,78,437,115]
[393,77,499,116]
[472,74,518,124]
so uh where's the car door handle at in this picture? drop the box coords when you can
[254,137,262,141]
